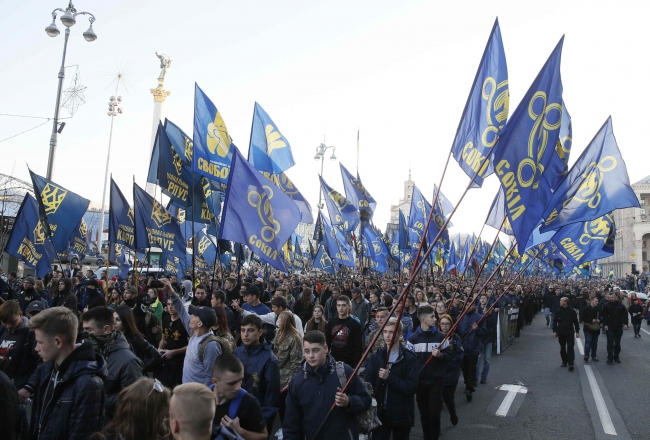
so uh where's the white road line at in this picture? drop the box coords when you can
[584,365,617,436]
[576,336,585,356]
[495,385,527,417]
[641,327,650,337]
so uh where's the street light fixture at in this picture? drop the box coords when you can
[45,1,97,180]
[314,142,336,209]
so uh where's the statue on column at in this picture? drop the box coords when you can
[155,51,172,84]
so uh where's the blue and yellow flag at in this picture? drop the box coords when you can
[319,175,359,232]
[451,18,509,187]
[193,83,234,192]
[492,37,565,254]
[408,185,429,247]
[608,267,615,279]
[446,241,458,271]
[109,178,135,249]
[272,172,313,224]
[29,170,90,253]
[552,212,615,266]
[540,117,639,232]
[4,194,56,277]
[68,218,90,260]
[318,211,355,267]
[363,227,388,273]
[545,101,572,191]
[133,183,186,259]
[313,244,335,274]
[218,147,300,271]
[308,239,318,263]
[194,229,218,268]
[151,122,193,206]
[248,102,295,175]
[110,243,130,278]
[485,188,514,235]
[340,164,376,219]
[165,119,194,165]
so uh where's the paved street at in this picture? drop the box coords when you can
[406,313,649,440]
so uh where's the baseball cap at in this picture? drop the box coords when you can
[351,287,362,294]
[87,279,99,288]
[26,301,46,315]
[242,284,260,298]
[188,305,217,327]
[255,277,264,283]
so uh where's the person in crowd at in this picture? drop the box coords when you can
[552,297,580,371]
[234,314,280,432]
[89,377,171,440]
[23,307,106,440]
[223,277,241,305]
[581,295,601,362]
[405,296,420,330]
[602,292,629,364]
[283,330,371,440]
[292,286,314,325]
[163,278,221,386]
[132,293,161,346]
[350,287,371,331]
[211,290,236,334]
[394,299,413,336]
[113,305,163,374]
[53,278,78,314]
[156,297,189,388]
[0,300,40,390]
[273,310,303,429]
[106,289,122,311]
[415,289,429,307]
[210,353,268,440]
[81,306,143,421]
[304,304,327,333]
[82,280,107,311]
[407,305,451,440]
[147,287,164,325]
[26,300,47,317]
[476,293,497,384]
[628,292,644,337]
[192,284,211,308]
[367,290,381,332]
[232,295,304,338]
[439,314,462,427]
[457,300,486,400]
[365,317,418,440]
[324,286,341,321]
[17,276,41,312]
[170,382,216,440]
[0,369,19,440]
[120,286,138,308]
[325,295,363,367]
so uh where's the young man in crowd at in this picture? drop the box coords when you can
[170,382,216,440]
[350,287,371,330]
[163,278,221,386]
[156,297,189,388]
[17,276,42,312]
[325,295,363,367]
[210,353,268,440]
[324,286,341,321]
[233,314,280,433]
[211,289,236,333]
[602,292,628,364]
[365,317,418,440]
[0,300,41,390]
[192,284,211,308]
[81,306,143,421]
[25,307,106,439]
[283,330,371,440]
[407,305,451,440]
[232,295,304,338]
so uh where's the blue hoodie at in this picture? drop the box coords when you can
[457,307,486,356]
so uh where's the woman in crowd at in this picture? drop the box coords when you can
[293,287,314,324]
[113,305,163,374]
[439,314,462,426]
[211,305,235,350]
[304,305,327,333]
[273,310,304,423]
[628,292,644,337]
[106,289,122,311]
[148,287,164,326]
[414,289,429,307]
[89,377,171,440]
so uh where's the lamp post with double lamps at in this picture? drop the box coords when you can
[44,1,97,180]
[314,142,336,209]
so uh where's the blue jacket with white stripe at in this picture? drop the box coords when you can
[406,326,451,384]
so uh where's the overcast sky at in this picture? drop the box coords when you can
[2,0,648,245]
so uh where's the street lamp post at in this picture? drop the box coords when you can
[45,1,97,180]
[97,87,123,252]
[313,142,336,209]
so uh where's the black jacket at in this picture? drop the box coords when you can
[580,305,601,335]
[103,332,143,421]
[406,326,451,383]
[283,355,371,440]
[602,301,628,328]
[27,341,106,440]
[552,306,579,335]
[364,345,418,427]
[127,333,163,374]
[0,316,42,389]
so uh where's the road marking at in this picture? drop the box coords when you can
[584,365,617,435]
[641,327,650,337]
[495,385,527,417]
[576,336,585,356]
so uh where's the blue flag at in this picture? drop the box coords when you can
[451,18,509,187]
[398,210,410,250]
[547,101,572,191]
[151,123,193,206]
[308,240,318,263]
[552,212,615,266]
[218,147,300,272]
[3,194,56,277]
[165,119,194,165]
[133,183,186,259]
[408,185,430,247]
[485,188,514,235]
[110,243,130,278]
[69,218,90,260]
[313,244,335,274]
[446,241,458,272]
[248,102,295,175]
[318,211,355,267]
[540,117,639,232]
[109,178,135,249]
[166,203,205,242]
[193,83,234,192]
[29,170,90,253]
[272,172,313,224]
[492,37,565,254]
[194,229,218,268]
[340,164,376,219]
[363,227,388,273]
[319,175,360,232]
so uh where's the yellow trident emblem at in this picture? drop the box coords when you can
[151,199,172,228]
[33,220,46,246]
[41,183,67,215]
[79,219,88,239]
[248,185,280,243]
[580,214,615,247]
[198,236,212,255]
[573,156,617,209]
[127,208,135,225]
[184,137,194,162]
[171,146,183,175]
[207,111,231,158]
[114,243,123,258]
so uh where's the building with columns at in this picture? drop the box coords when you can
[599,176,650,277]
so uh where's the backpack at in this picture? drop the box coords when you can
[335,361,381,433]
[198,334,234,362]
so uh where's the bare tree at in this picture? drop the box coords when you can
[0,173,34,252]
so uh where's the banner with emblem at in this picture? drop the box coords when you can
[319,175,359,232]
[248,102,295,175]
[68,218,90,260]
[363,227,388,273]
[29,170,90,253]
[485,187,514,235]
[109,178,135,249]
[193,83,234,192]
[149,122,193,206]
[194,229,218,268]
[109,243,130,278]
[272,172,313,224]
[408,185,431,248]
[133,183,186,259]
[552,212,615,266]
[451,18,509,187]
[165,119,194,166]
[218,147,300,272]
[313,244,335,274]
[3,194,57,277]
[317,211,355,267]
[340,164,376,220]
[492,37,565,254]
[540,117,639,232]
